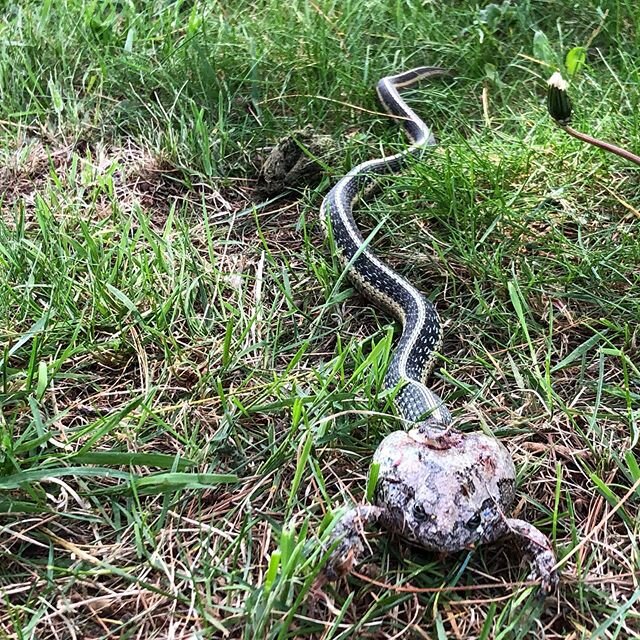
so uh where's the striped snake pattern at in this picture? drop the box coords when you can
[321,67,451,427]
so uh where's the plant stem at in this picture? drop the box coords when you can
[560,124,640,167]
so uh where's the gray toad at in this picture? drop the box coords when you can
[323,423,558,593]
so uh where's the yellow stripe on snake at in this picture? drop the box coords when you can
[321,67,451,427]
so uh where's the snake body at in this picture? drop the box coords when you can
[321,67,451,426]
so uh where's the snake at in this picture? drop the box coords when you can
[321,67,452,428]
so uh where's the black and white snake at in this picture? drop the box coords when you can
[321,67,451,427]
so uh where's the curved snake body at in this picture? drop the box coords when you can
[321,67,451,426]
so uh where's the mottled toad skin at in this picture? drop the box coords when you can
[257,125,336,195]
[323,424,557,593]
[374,428,516,550]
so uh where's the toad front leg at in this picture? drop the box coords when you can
[322,505,385,580]
[505,518,558,593]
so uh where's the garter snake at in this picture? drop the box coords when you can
[321,67,451,427]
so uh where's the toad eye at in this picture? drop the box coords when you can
[412,503,429,522]
[466,513,482,530]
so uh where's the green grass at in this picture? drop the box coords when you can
[1,0,640,637]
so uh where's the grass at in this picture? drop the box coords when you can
[1,0,639,637]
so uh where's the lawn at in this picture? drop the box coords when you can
[1,1,639,638]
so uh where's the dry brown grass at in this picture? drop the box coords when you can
[2,2,640,633]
